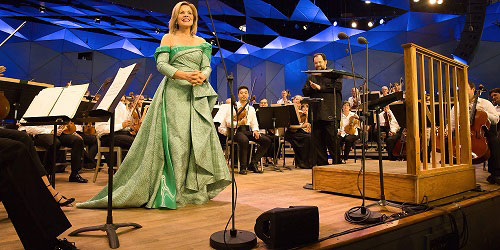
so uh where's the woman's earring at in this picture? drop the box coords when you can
[175,23,179,29]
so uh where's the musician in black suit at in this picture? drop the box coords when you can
[0,137,76,250]
[302,53,342,165]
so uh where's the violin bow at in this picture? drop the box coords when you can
[130,73,153,115]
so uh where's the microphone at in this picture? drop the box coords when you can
[357,37,368,45]
[338,32,349,40]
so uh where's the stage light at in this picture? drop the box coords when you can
[379,19,385,25]
[368,21,374,27]
[239,24,246,32]
[437,0,443,4]
[413,0,420,2]
[365,1,371,3]
[303,25,308,30]
[39,6,45,13]
[94,17,100,24]
[333,21,338,26]
[429,0,436,4]
[351,21,357,28]
[155,28,160,34]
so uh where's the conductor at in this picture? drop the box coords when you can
[302,53,342,165]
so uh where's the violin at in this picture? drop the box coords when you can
[61,121,77,135]
[130,74,153,135]
[344,115,360,136]
[234,96,255,127]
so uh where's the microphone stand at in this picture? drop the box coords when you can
[344,36,383,224]
[207,0,257,248]
[358,37,401,214]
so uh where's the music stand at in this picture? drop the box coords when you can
[69,63,142,249]
[256,105,291,171]
[366,92,404,211]
[300,97,322,190]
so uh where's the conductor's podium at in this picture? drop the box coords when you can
[313,44,476,203]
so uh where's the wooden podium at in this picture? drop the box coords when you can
[313,43,476,203]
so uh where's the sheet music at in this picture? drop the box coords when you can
[23,84,88,119]
[23,87,63,118]
[97,63,137,111]
[49,84,88,118]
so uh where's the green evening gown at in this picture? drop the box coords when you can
[77,42,231,209]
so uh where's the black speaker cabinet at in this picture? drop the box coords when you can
[254,206,319,249]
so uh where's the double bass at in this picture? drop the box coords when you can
[436,85,490,164]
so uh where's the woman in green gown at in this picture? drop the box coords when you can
[77,1,231,209]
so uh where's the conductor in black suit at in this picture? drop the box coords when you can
[302,53,342,165]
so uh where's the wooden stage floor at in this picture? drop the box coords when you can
[1,159,499,249]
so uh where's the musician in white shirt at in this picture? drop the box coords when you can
[218,86,271,174]
[378,105,401,160]
[95,97,135,165]
[338,102,359,163]
[448,83,500,184]
[490,88,500,115]
[22,123,88,183]
[347,88,360,109]
[277,90,292,105]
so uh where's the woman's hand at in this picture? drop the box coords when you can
[179,71,206,86]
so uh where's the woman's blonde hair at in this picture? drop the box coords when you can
[169,1,198,36]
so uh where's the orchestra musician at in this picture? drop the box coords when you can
[302,53,342,165]
[277,90,292,105]
[348,88,360,109]
[95,95,135,164]
[490,88,500,114]
[21,123,89,183]
[338,102,360,163]
[218,86,271,174]
[378,105,401,161]
[284,97,313,169]
[448,82,500,184]
[381,86,389,97]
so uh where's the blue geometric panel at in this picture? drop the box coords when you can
[246,17,278,35]
[286,41,330,55]
[290,0,330,25]
[307,26,364,42]
[264,36,301,49]
[198,0,244,16]
[244,0,287,20]
[235,44,261,54]
[266,50,304,65]
[36,29,91,52]
[238,55,264,69]
[251,48,280,60]
[0,19,28,41]
[99,39,144,60]
[48,6,87,16]
[70,29,122,50]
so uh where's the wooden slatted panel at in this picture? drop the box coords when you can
[419,54,428,170]
[428,58,437,168]
[452,66,461,164]
[445,64,454,166]
[437,61,446,168]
